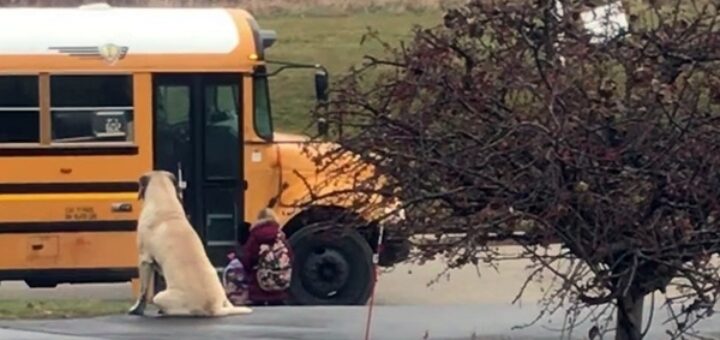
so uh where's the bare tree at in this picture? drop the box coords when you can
[300,0,720,338]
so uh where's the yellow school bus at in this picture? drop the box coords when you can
[0,4,408,305]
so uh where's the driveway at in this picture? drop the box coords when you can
[1,246,719,339]
[0,249,546,304]
[0,304,718,340]
[0,305,548,340]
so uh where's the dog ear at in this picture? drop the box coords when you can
[138,174,150,200]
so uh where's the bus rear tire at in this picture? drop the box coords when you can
[288,225,374,306]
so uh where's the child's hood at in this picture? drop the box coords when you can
[250,219,282,242]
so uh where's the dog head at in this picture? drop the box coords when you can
[137,170,181,201]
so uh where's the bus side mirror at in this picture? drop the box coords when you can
[314,70,329,102]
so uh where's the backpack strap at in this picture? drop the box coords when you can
[221,265,231,288]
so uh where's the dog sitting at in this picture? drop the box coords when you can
[128,170,252,317]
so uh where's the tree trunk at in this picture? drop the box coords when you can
[539,0,556,60]
[615,294,644,340]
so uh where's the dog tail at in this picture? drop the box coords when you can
[213,300,252,316]
[216,305,253,316]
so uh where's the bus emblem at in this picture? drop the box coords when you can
[48,43,129,65]
[98,43,126,65]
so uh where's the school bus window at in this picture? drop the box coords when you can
[157,86,190,125]
[206,84,239,119]
[154,85,191,174]
[0,75,40,143]
[50,75,134,143]
[253,75,273,140]
[205,83,240,179]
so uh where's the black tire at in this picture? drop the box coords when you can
[288,225,374,306]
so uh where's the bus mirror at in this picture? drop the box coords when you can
[314,70,329,102]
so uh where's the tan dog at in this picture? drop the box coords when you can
[128,170,252,317]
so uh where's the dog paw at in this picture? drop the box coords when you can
[127,303,145,316]
[128,309,144,316]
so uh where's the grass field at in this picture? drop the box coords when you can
[258,11,443,133]
[0,299,131,319]
[4,0,459,16]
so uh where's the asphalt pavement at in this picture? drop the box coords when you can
[1,246,720,339]
[0,305,550,340]
[0,249,547,305]
[0,304,719,340]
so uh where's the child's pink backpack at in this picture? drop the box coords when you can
[222,252,248,305]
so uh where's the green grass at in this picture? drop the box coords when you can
[258,11,443,133]
[254,1,719,134]
[0,299,131,319]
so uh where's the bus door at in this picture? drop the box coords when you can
[152,73,243,267]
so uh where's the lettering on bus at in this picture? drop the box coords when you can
[64,207,98,221]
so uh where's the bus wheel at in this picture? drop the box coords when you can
[288,224,373,306]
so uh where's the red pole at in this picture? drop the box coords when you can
[363,225,384,340]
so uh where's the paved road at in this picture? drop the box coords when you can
[0,259,544,305]
[1,246,719,339]
[0,248,546,305]
[0,248,705,305]
[0,305,569,340]
[0,305,554,340]
[0,304,718,340]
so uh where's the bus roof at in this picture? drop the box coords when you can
[0,5,274,73]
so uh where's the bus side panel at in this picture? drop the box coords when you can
[0,73,152,284]
[0,232,137,270]
[0,154,148,184]
[0,193,138,222]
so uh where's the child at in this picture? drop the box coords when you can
[222,251,249,306]
[241,208,293,306]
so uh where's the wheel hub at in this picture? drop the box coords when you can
[302,247,350,297]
